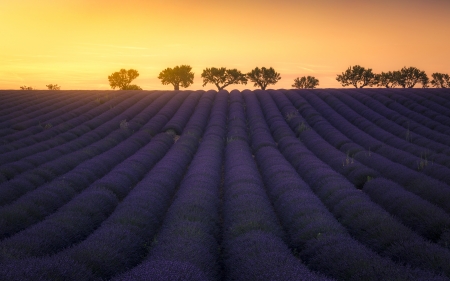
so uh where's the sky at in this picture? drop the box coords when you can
[1,0,449,90]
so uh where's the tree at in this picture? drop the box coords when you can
[246,67,281,90]
[292,76,319,89]
[376,71,402,88]
[20,86,33,90]
[398,66,429,88]
[46,84,61,90]
[201,67,247,90]
[430,73,450,88]
[122,84,142,90]
[108,69,141,90]
[336,65,377,88]
[158,65,194,90]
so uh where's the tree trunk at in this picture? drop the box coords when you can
[174,84,180,90]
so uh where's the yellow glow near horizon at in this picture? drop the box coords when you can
[1,0,449,90]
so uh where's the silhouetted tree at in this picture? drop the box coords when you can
[336,65,377,88]
[201,67,247,90]
[46,84,61,90]
[292,76,319,89]
[376,71,402,88]
[430,73,450,88]
[20,86,33,90]
[398,66,429,88]
[123,84,142,90]
[158,65,194,90]
[246,67,281,90]
[108,69,141,90]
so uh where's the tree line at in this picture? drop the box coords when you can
[336,65,450,89]
[107,66,322,91]
[19,65,449,90]
[108,65,449,91]
[20,84,61,90]
[108,66,286,91]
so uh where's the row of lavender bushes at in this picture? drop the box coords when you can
[272,90,450,247]
[0,91,215,279]
[247,90,448,280]
[263,90,450,277]
[0,91,194,238]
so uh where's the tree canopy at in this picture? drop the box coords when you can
[20,86,33,90]
[108,69,141,90]
[336,65,377,88]
[122,84,142,90]
[430,73,449,88]
[292,76,319,89]
[246,67,281,90]
[46,84,61,90]
[376,71,401,88]
[398,66,429,88]
[201,67,247,90]
[158,65,194,90]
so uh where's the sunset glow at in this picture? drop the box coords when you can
[1,0,449,90]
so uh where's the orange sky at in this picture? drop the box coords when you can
[1,0,449,90]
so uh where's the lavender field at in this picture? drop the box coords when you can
[1,88,450,281]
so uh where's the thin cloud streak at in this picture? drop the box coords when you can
[76,43,149,50]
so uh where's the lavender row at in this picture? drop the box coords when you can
[387,89,450,129]
[348,89,450,149]
[0,91,215,280]
[113,90,226,281]
[361,90,450,146]
[0,132,174,261]
[1,91,87,131]
[0,91,144,161]
[295,90,450,189]
[0,91,126,146]
[432,88,450,102]
[338,89,450,148]
[396,89,450,125]
[135,91,189,136]
[162,90,203,135]
[0,90,78,124]
[253,93,446,280]
[0,128,138,239]
[362,177,450,247]
[0,93,153,203]
[412,89,450,120]
[332,90,450,166]
[0,96,98,146]
[245,90,444,281]
[0,91,85,140]
[221,90,331,281]
[269,90,380,189]
[0,91,172,184]
[256,90,450,278]
[6,93,97,133]
[311,90,450,184]
[330,89,450,184]
[0,90,71,115]
[284,90,450,215]
[0,90,30,113]
[0,92,190,237]
[0,132,198,281]
[44,91,215,280]
[0,92,149,154]
[290,91,450,214]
